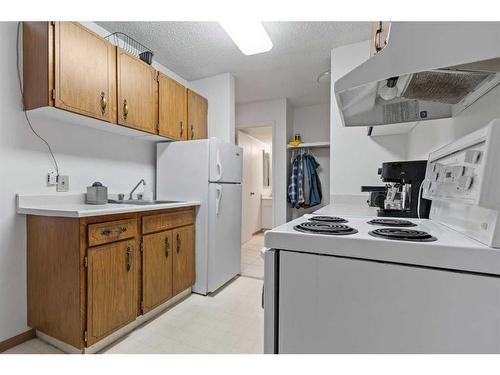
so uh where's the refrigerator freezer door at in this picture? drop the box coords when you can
[209,138,243,183]
[207,183,242,292]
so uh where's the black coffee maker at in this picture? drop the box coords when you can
[362,160,431,218]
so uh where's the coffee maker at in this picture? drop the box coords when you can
[362,160,431,218]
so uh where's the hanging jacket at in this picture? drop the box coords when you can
[303,155,311,207]
[305,154,322,206]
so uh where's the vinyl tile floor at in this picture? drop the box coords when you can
[2,276,264,354]
[240,232,265,279]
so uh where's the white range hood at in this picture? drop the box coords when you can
[334,22,500,130]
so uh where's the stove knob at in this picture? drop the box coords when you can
[465,150,482,164]
[457,176,473,191]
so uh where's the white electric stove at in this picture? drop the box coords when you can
[263,119,500,354]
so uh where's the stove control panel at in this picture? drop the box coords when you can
[423,141,485,203]
[422,120,500,248]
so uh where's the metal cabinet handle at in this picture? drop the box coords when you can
[165,236,169,258]
[101,227,127,236]
[126,246,132,271]
[180,121,184,137]
[191,124,194,140]
[123,99,129,120]
[100,92,107,115]
[176,233,181,253]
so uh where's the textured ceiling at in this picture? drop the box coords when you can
[97,21,371,107]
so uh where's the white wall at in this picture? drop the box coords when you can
[291,103,331,218]
[330,40,408,199]
[189,73,236,143]
[0,22,234,342]
[236,98,292,226]
[407,84,500,160]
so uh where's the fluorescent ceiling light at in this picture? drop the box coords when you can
[219,21,273,56]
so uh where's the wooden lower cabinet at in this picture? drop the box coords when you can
[86,239,136,346]
[173,225,196,296]
[26,206,196,351]
[142,231,173,313]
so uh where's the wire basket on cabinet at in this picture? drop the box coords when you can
[105,32,154,65]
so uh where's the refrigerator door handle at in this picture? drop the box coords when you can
[216,151,222,181]
[215,184,222,216]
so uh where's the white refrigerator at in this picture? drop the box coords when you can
[157,138,243,295]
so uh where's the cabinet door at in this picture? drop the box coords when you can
[173,225,195,295]
[158,73,187,140]
[54,22,116,122]
[87,240,136,346]
[187,89,208,140]
[117,49,158,134]
[142,231,173,313]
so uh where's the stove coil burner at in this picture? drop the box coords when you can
[368,228,437,242]
[367,218,417,227]
[309,216,348,223]
[294,222,358,235]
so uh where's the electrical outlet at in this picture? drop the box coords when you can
[56,175,69,192]
[47,171,57,186]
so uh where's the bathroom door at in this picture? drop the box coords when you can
[238,131,262,243]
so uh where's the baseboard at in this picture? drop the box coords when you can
[0,329,36,353]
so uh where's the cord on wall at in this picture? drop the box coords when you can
[16,22,60,175]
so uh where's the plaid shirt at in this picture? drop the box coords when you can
[288,156,299,207]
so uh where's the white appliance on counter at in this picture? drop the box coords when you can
[264,119,500,353]
[157,138,243,295]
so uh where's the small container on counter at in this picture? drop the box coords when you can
[86,182,108,205]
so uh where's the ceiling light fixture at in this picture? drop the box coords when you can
[219,21,273,56]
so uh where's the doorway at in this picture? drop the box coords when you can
[237,126,273,279]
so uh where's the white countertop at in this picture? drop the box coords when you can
[313,203,377,217]
[16,193,200,218]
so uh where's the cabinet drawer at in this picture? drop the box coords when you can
[88,219,137,247]
[142,209,194,235]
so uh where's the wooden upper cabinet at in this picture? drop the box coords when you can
[86,239,136,346]
[371,21,391,56]
[187,89,208,141]
[158,73,187,140]
[117,49,158,134]
[142,231,173,313]
[23,22,117,122]
[172,225,195,296]
[54,22,117,122]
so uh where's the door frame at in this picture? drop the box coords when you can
[236,122,275,241]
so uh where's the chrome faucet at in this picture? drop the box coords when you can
[129,179,146,200]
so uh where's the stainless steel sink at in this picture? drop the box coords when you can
[108,199,184,205]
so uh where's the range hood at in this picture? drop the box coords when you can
[334,22,500,128]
